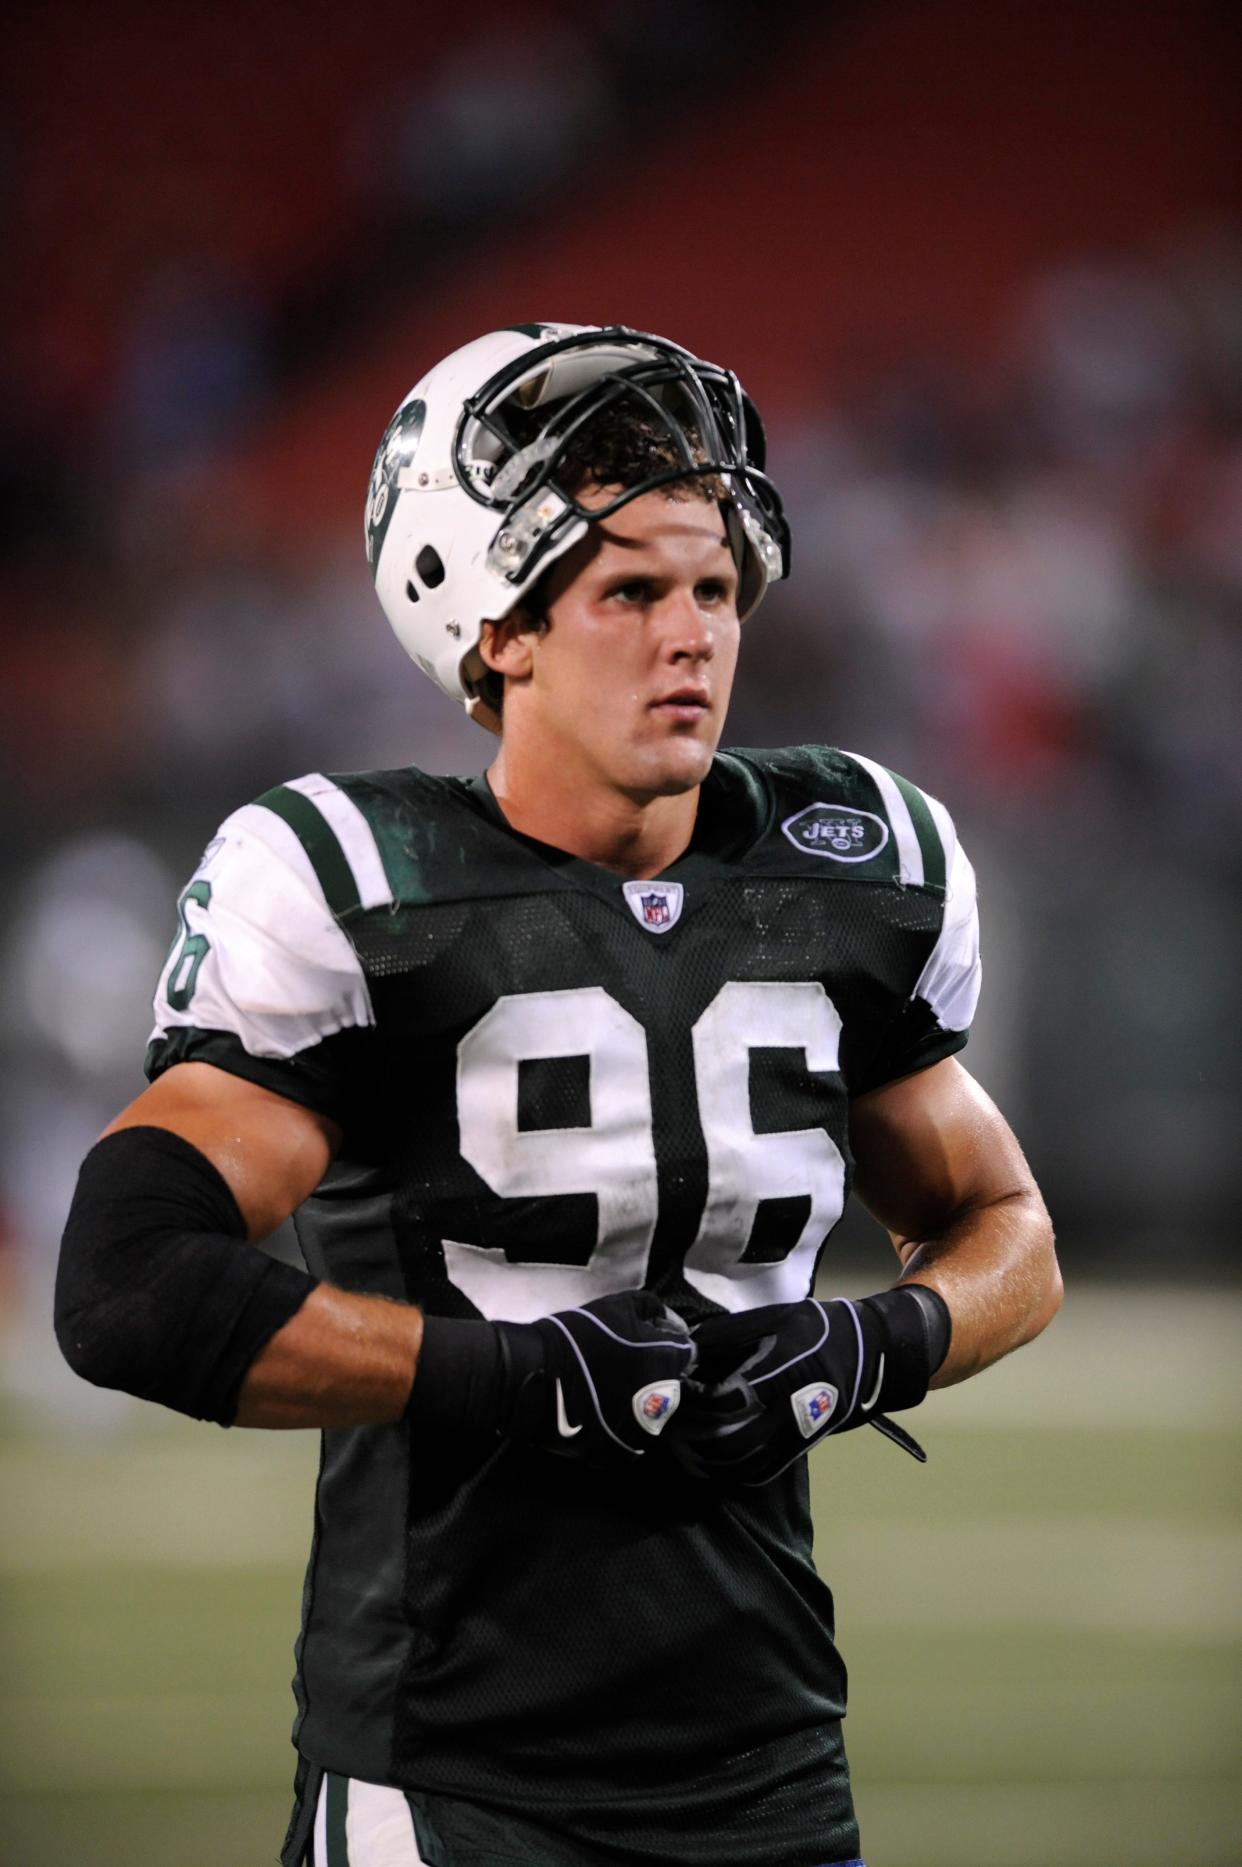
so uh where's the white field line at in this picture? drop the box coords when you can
[13,1285,1240,1431]
[3,1289,1236,1567]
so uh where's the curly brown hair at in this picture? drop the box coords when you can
[548,397,726,504]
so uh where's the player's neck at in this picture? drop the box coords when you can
[485,748,699,878]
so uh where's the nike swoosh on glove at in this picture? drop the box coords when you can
[667,1287,947,1486]
[410,1291,696,1468]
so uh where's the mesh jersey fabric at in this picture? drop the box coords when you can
[147,746,978,1866]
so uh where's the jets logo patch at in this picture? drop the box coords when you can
[633,1381,680,1435]
[621,879,684,934]
[791,1381,839,1438]
[781,803,889,863]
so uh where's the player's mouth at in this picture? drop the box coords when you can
[651,687,711,723]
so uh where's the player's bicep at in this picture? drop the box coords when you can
[103,1063,339,1241]
[849,1056,1037,1251]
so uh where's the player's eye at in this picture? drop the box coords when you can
[608,579,656,606]
[695,577,732,605]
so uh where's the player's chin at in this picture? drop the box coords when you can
[635,735,718,797]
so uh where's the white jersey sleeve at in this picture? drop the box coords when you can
[911,804,981,1036]
[839,753,983,1092]
[149,802,374,1064]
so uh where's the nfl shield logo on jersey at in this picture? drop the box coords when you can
[621,879,685,934]
[791,1381,839,1438]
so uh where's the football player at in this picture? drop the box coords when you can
[56,323,1061,1867]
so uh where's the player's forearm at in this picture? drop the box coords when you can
[234,1284,422,1428]
[897,1187,1060,1387]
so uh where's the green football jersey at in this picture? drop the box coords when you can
[146,745,980,1866]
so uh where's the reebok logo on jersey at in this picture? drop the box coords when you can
[781,803,889,863]
[791,1381,839,1437]
[621,879,684,934]
[632,1381,681,1435]
[555,1380,583,1437]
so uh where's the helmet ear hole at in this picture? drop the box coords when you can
[405,580,421,604]
[416,545,446,588]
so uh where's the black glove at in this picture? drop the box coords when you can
[668,1286,949,1486]
[409,1291,696,1467]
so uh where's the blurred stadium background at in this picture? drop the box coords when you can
[2,2,1239,1862]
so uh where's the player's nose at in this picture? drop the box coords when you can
[661,587,716,661]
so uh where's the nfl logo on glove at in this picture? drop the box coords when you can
[633,1381,681,1433]
[792,1382,839,1438]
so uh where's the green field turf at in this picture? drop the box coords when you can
[2,1287,1238,1866]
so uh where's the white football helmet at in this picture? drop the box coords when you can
[365,322,790,732]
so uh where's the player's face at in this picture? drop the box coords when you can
[501,487,741,800]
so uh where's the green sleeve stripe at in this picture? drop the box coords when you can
[255,785,362,917]
[886,769,947,892]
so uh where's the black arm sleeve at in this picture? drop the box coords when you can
[55,1126,318,1427]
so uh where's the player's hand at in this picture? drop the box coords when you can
[496,1292,696,1466]
[409,1292,696,1469]
[667,1291,940,1486]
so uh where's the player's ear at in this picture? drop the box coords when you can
[479,612,537,681]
